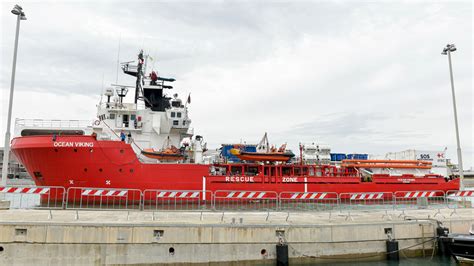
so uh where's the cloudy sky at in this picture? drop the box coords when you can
[1,0,473,168]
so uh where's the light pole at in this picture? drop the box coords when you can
[441,43,464,190]
[1,5,26,186]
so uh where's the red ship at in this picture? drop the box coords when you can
[10,51,460,202]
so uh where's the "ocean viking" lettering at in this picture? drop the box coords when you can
[53,142,94,148]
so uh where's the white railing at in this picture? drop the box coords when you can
[15,118,92,129]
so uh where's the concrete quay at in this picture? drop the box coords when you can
[0,208,472,265]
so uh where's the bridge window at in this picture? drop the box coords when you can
[109,113,115,119]
[177,112,182,118]
[171,112,176,118]
[173,120,179,126]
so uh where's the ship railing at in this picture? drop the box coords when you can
[445,190,474,216]
[0,185,65,210]
[393,190,446,217]
[279,192,339,212]
[15,118,92,129]
[213,190,279,211]
[142,190,213,212]
[65,187,142,211]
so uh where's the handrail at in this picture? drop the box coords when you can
[15,118,92,128]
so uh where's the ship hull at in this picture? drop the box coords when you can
[11,135,460,202]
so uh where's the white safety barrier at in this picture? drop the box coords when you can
[279,192,338,211]
[142,190,213,211]
[65,187,142,210]
[394,190,446,210]
[339,192,394,211]
[0,186,65,209]
[445,190,474,215]
[213,190,278,211]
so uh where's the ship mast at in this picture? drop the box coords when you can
[135,50,144,104]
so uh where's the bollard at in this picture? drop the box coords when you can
[386,239,399,261]
[276,243,289,266]
[436,226,451,257]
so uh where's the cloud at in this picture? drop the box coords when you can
[1,1,472,168]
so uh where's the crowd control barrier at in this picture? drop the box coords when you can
[142,190,213,211]
[65,187,142,210]
[279,192,338,211]
[339,192,393,211]
[0,186,65,209]
[445,190,474,213]
[213,190,278,211]
[394,190,446,210]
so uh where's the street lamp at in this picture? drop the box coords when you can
[1,5,26,186]
[441,43,464,190]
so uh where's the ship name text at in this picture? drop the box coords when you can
[53,142,94,148]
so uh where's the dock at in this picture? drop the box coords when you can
[0,208,472,265]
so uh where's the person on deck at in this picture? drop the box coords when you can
[120,131,126,142]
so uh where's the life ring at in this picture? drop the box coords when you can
[94,120,101,126]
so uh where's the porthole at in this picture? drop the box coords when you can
[130,169,134,173]
[89,148,93,153]
[169,247,175,255]
[74,148,78,152]
[0,246,4,252]
[84,168,88,172]
[99,168,103,172]
[120,149,124,154]
[119,168,123,172]
[261,249,267,256]
[54,148,58,152]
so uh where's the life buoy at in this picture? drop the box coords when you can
[94,120,100,126]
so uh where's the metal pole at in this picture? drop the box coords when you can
[446,50,464,190]
[1,14,22,186]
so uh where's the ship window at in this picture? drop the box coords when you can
[171,112,176,118]
[177,112,182,118]
[182,120,186,126]
[231,166,242,175]
[245,166,259,176]
[122,114,129,127]
[131,114,136,120]
[173,120,179,126]
[109,113,115,119]
[294,168,301,175]
[282,167,291,176]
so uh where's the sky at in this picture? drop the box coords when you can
[1,0,473,169]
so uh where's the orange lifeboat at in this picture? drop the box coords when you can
[142,146,184,161]
[230,133,295,162]
[141,136,184,162]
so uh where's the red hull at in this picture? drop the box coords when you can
[11,135,460,201]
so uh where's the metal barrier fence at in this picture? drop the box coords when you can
[279,192,339,211]
[213,190,278,211]
[5,186,471,213]
[445,190,474,210]
[65,187,142,210]
[0,186,65,209]
[142,190,213,211]
[339,192,394,211]
[393,190,446,210]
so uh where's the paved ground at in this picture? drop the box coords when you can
[0,207,472,226]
